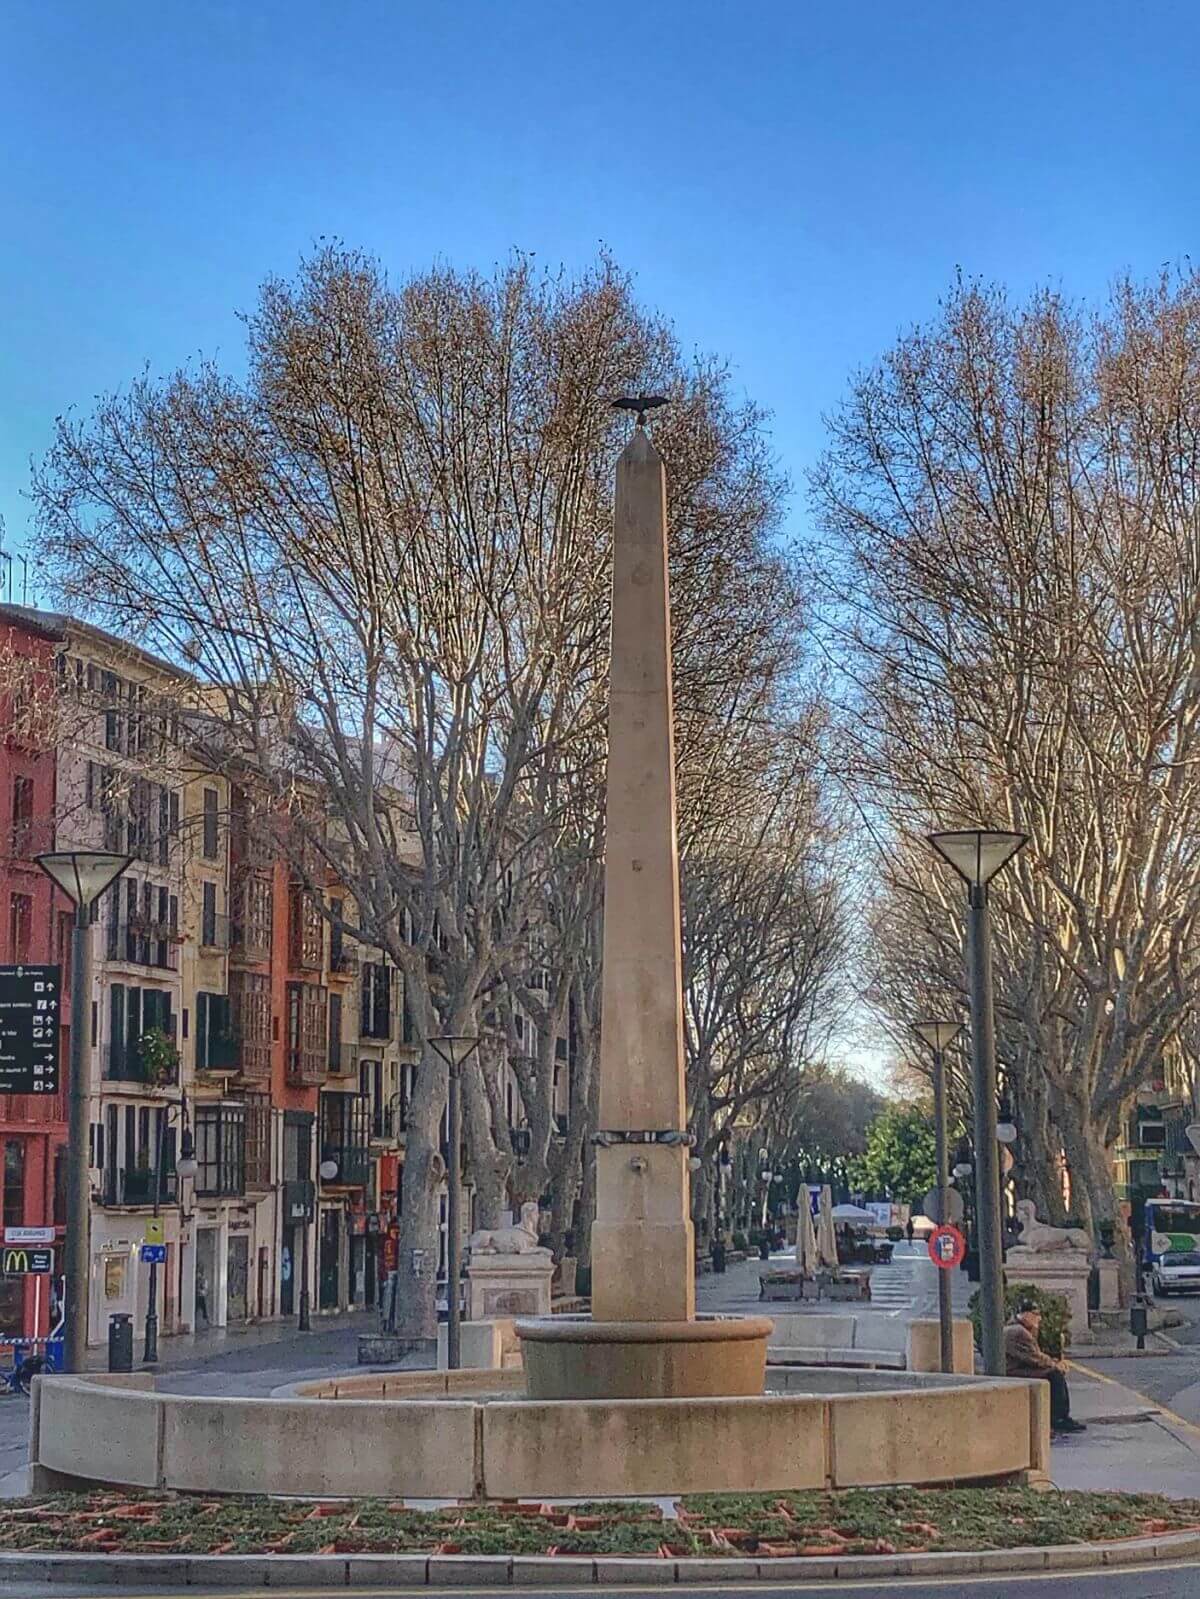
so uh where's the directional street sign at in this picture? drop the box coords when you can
[0,965,61,1095]
[140,1244,167,1264]
[2,1246,53,1275]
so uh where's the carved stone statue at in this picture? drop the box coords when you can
[469,1201,549,1257]
[1012,1199,1090,1253]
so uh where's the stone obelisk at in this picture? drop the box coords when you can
[590,420,695,1325]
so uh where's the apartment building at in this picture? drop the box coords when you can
[0,607,69,1340]
[0,601,570,1345]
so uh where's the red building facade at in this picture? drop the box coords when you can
[0,612,69,1338]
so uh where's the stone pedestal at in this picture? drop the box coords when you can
[467,1254,553,1321]
[1006,1248,1093,1344]
[437,1318,521,1371]
[1097,1258,1120,1310]
[906,1317,975,1374]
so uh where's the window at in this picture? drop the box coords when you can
[108,984,175,1083]
[202,788,219,859]
[202,881,217,947]
[3,1141,25,1230]
[328,991,343,1070]
[229,971,271,1079]
[286,982,327,1082]
[195,990,234,1072]
[8,894,31,964]
[194,1104,245,1197]
[360,961,391,1039]
[10,775,33,858]
[283,1112,313,1182]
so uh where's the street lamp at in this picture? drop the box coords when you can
[928,827,1027,1376]
[428,1035,480,1370]
[143,1101,193,1364]
[913,1019,964,1373]
[36,850,132,1373]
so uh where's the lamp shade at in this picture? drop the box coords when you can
[927,829,1027,888]
[176,1130,197,1181]
[429,1034,481,1071]
[913,1020,964,1053]
[36,849,132,909]
[318,1158,339,1181]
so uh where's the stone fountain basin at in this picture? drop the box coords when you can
[515,1313,773,1399]
[31,1364,1051,1501]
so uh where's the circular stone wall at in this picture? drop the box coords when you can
[30,1366,1050,1501]
[515,1314,773,1399]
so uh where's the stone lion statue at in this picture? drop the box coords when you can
[1013,1199,1090,1253]
[469,1201,545,1256]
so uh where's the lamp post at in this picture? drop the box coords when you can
[428,1035,480,1370]
[913,1020,964,1373]
[928,828,1027,1375]
[143,1100,194,1364]
[35,850,133,1374]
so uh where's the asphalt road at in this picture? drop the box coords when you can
[5,1570,1200,1597]
[1088,1286,1200,1423]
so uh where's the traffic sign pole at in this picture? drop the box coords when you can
[66,904,90,1375]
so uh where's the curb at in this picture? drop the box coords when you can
[1,1530,1199,1586]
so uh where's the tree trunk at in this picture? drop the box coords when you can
[1055,1085,1132,1304]
[391,1040,445,1343]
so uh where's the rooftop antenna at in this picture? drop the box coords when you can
[0,520,11,606]
[17,553,28,607]
[611,395,669,428]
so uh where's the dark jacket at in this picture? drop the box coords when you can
[1003,1319,1056,1375]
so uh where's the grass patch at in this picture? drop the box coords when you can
[0,1487,1197,1558]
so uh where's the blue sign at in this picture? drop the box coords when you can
[140,1244,166,1264]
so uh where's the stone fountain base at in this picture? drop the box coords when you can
[515,1314,773,1399]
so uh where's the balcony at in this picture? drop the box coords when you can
[286,1046,327,1087]
[318,1141,371,1187]
[319,1092,371,1187]
[107,922,179,972]
[229,873,273,964]
[195,1031,239,1075]
[106,1042,179,1089]
[101,1166,177,1207]
[329,945,359,981]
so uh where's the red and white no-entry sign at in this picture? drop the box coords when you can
[928,1224,966,1270]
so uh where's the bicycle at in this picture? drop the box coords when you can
[0,1338,59,1397]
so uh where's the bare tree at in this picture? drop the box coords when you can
[812,271,1200,1282]
[34,246,797,1335]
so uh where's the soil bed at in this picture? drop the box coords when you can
[1,1488,1198,1559]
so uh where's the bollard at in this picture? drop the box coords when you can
[108,1312,133,1373]
[1130,1300,1148,1351]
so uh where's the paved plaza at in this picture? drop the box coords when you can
[6,1246,1200,1501]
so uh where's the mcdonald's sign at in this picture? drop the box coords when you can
[1,1246,52,1275]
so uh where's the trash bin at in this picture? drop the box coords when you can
[108,1313,133,1373]
[712,1240,727,1274]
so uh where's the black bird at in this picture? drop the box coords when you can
[612,395,669,427]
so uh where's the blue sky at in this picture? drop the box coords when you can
[6,0,1200,580]
[4,2,1198,1077]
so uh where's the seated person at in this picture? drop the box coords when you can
[1003,1295,1086,1435]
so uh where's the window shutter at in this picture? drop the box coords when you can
[110,985,125,1076]
[196,992,209,1071]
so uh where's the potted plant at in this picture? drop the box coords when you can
[139,1027,179,1087]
